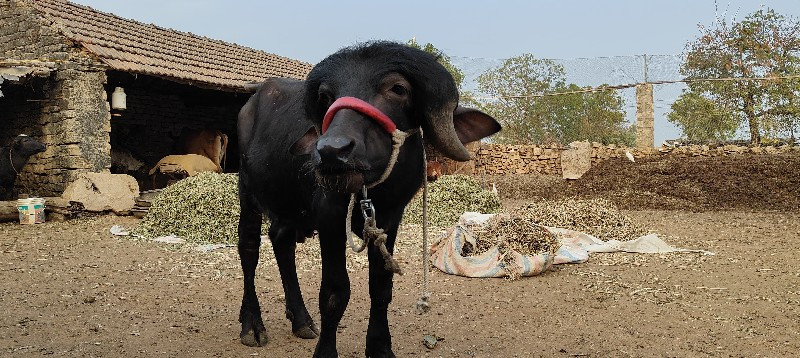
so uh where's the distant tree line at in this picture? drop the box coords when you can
[410,39,633,146]
[412,7,800,146]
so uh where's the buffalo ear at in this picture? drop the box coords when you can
[452,106,502,145]
[423,105,502,162]
[290,126,319,155]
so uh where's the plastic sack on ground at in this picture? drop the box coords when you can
[430,212,712,278]
[430,212,555,278]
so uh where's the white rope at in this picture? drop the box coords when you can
[366,129,415,189]
[345,194,368,252]
[415,137,431,314]
[8,145,32,196]
[345,128,417,254]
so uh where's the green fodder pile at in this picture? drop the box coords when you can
[132,172,262,244]
[403,174,501,227]
[514,197,648,241]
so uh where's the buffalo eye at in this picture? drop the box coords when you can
[390,84,408,96]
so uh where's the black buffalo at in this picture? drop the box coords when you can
[0,135,46,200]
[236,41,500,357]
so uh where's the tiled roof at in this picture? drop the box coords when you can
[25,0,312,91]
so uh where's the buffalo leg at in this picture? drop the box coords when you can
[365,224,399,358]
[313,229,350,358]
[269,223,319,338]
[238,192,268,347]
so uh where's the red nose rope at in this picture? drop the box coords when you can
[322,96,397,134]
[323,96,418,189]
[325,97,421,276]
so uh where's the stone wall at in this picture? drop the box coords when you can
[472,144,565,175]
[0,1,71,61]
[1,1,111,197]
[464,142,800,177]
[654,143,799,157]
[0,69,110,197]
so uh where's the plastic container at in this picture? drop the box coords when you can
[17,197,46,224]
[32,197,46,224]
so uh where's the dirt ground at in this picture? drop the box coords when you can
[2,205,799,357]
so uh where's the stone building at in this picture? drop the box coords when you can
[0,0,311,197]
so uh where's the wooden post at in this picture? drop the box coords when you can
[636,83,654,149]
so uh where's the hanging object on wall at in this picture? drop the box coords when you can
[111,87,127,110]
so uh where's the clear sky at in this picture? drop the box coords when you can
[69,0,799,63]
[69,0,800,143]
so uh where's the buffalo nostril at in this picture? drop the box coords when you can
[316,137,355,162]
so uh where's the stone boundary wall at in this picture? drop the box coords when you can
[473,144,565,175]
[468,142,800,177]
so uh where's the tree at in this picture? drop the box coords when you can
[675,9,800,144]
[668,91,739,142]
[475,54,632,145]
[406,38,482,107]
[407,38,465,91]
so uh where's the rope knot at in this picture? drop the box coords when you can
[345,191,403,275]
[366,222,402,275]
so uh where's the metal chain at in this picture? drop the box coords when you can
[338,128,430,309]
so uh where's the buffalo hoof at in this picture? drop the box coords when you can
[364,347,395,358]
[240,325,269,347]
[312,343,338,358]
[293,322,320,339]
[312,350,338,358]
[287,308,319,339]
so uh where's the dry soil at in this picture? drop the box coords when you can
[2,207,799,357]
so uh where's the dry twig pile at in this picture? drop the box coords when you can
[515,198,648,241]
[463,198,646,260]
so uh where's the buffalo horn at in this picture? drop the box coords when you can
[421,101,472,162]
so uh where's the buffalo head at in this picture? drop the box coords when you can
[12,135,46,157]
[292,42,500,193]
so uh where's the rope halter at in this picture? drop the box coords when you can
[323,96,418,274]
[322,96,417,189]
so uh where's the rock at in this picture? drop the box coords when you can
[561,141,592,180]
[722,144,738,153]
[61,173,139,213]
[423,334,438,349]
